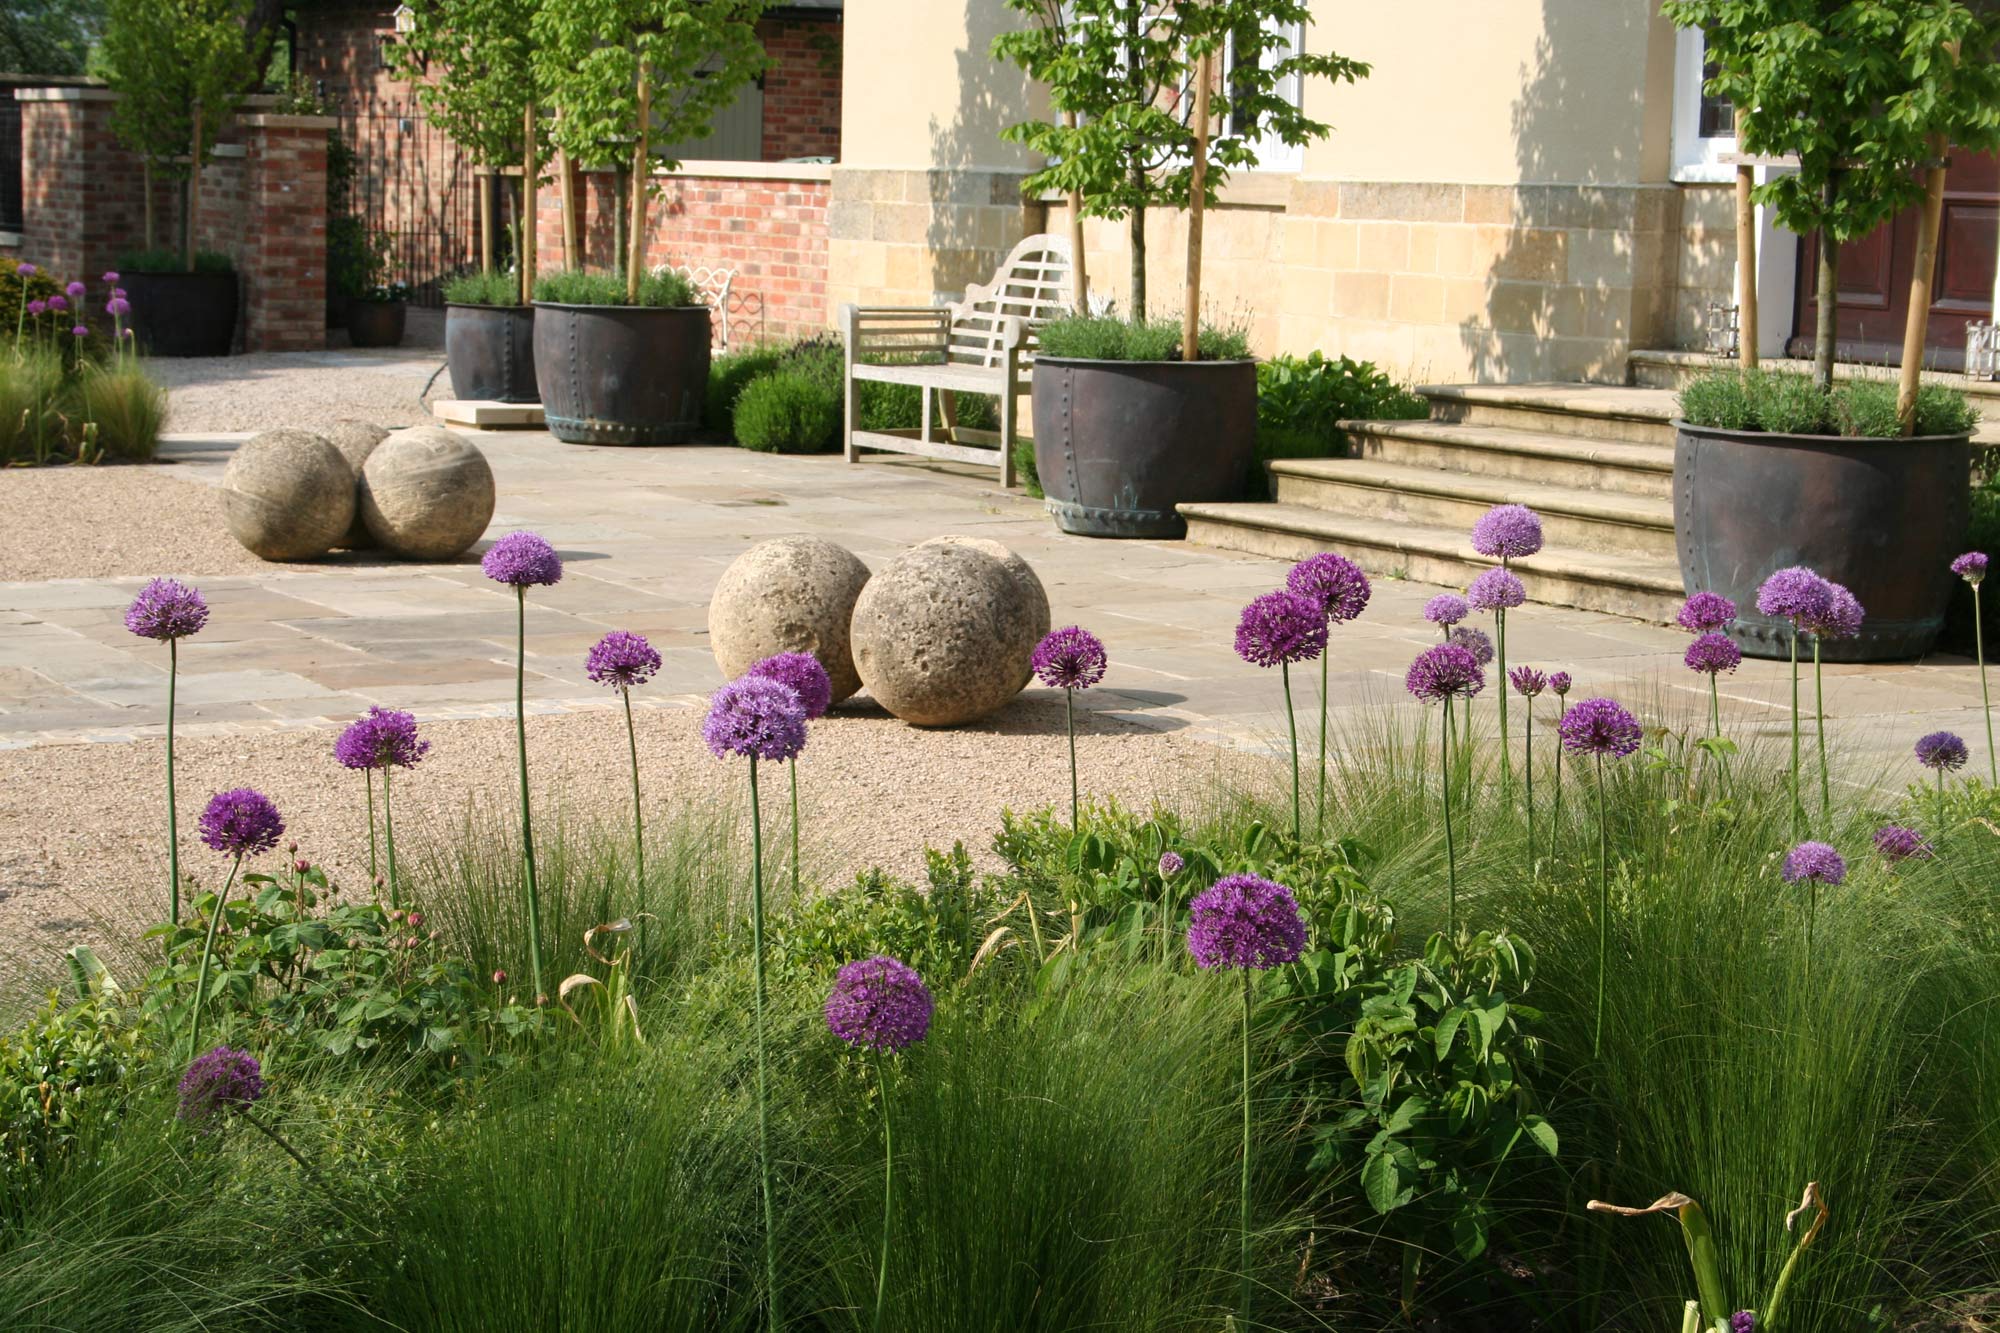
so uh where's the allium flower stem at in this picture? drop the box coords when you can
[1709,676,1720,741]
[1978,584,1996,785]
[242,1109,333,1196]
[1066,686,1079,829]
[1937,766,1947,831]
[1523,701,1535,880]
[513,587,546,1003]
[1812,638,1830,826]
[747,755,781,1333]
[788,760,801,902]
[185,855,242,1061]
[1788,629,1803,843]
[167,638,181,924]
[1496,606,1511,790]
[622,687,645,894]
[1282,662,1301,844]
[363,770,378,882]
[1553,695,1566,840]
[382,763,399,909]
[1239,966,1254,1331]
[1316,650,1330,839]
[1593,753,1608,1060]
[1442,696,1458,938]
[872,1049,893,1333]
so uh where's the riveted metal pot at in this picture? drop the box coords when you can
[346,297,407,349]
[123,270,238,357]
[532,302,710,446]
[1032,356,1257,538]
[445,303,539,403]
[1673,420,1972,661]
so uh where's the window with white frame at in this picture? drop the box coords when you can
[1671,25,1737,183]
[1224,17,1304,172]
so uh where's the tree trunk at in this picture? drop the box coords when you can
[627,75,651,304]
[520,101,537,307]
[1182,49,1212,361]
[480,171,495,274]
[1125,5,1145,323]
[559,149,579,271]
[1813,174,1840,393]
[1898,137,1950,434]
[1129,193,1146,323]
[613,164,629,278]
[184,104,203,273]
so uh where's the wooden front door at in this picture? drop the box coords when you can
[1789,150,1999,369]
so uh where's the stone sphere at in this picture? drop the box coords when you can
[326,420,389,550]
[710,537,871,703]
[850,536,1051,726]
[358,426,497,561]
[219,429,354,562]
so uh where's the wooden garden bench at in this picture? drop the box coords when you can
[840,233,1073,488]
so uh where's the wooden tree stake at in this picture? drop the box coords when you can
[520,100,538,306]
[185,103,204,273]
[558,148,579,271]
[627,74,651,304]
[1182,47,1213,362]
[1733,109,1758,368]
[479,171,495,274]
[1062,109,1088,312]
[1898,134,1950,434]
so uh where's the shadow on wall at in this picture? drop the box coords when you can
[922,0,1031,304]
[1458,1,1673,385]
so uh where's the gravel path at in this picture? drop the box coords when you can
[0,696,1241,982]
[0,464,276,583]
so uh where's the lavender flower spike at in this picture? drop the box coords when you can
[1185,874,1307,970]
[1470,504,1544,560]
[704,676,807,762]
[1286,553,1371,624]
[124,577,209,642]
[481,531,564,587]
[1676,591,1737,634]
[1423,593,1469,628]
[824,955,934,1052]
[1031,626,1108,691]
[586,630,663,692]
[1234,590,1327,668]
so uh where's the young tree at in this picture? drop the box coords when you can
[533,0,768,304]
[1666,1,2000,408]
[100,0,264,269]
[994,0,1364,337]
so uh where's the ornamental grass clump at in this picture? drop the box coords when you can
[1185,873,1306,1332]
[1030,626,1108,829]
[704,673,809,1331]
[1234,590,1327,844]
[483,530,563,1003]
[1872,824,1931,864]
[124,577,208,925]
[1756,566,1832,840]
[748,650,833,900]
[332,706,428,908]
[1287,552,1371,838]
[1952,551,1994,783]
[586,630,663,894]
[1510,665,1547,875]
[186,788,284,1059]
[824,954,934,1333]
[1406,642,1485,936]
[1558,696,1643,1059]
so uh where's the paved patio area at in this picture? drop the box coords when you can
[0,430,1988,791]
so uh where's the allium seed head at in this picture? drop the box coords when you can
[1549,671,1572,696]
[1872,825,1932,862]
[333,706,429,771]
[1159,851,1185,877]
[748,651,834,719]
[1802,583,1864,641]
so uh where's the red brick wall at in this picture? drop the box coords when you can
[761,16,841,162]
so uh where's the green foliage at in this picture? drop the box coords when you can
[0,345,166,466]
[1036,313,1250,360]
[76,362,167,461]
[533,266,698,308]
[1751,367,1834,434]
[731,359,842,454]
[767,845,986,990]
[0,993,151,1208]
[441,268,524,308]
[326,217,370,301]
[100,0,262,181]
[0,0,101,76]
[117,248,235,275]
[0,257,61,336]
[704,344,789,434]
[390,0,540,170]
[712,334,1002,454]
[1256,350,1429,470]
[1677,368,1757,431]
[1678,367,1978,439]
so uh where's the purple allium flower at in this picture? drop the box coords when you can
[824,955,934,1052]
[1557,697,1643,758]
[16,262,35,276]
[1405,643,1486,703]
[1915,730,1969,772]
[70,324,88,338]
[1756,566,1832,625]
[1186,874,1307,970]
[1952,551,1988,586]
[333,706,430,771]
[102,270,118,283]
[1781,841,1846,886]
[481,531,563,587]
[1031,626,1108,691]
[1423,593,1469,627]
[1549,671,1572,697]
[1448,625,1495,665]
[65,281,84,299]
[123,577,209,641]
[1234,590,1328,668]
[1286,553,1371,624]
[1685,632,1742,676]
[585,630,662,691]
[748,650,834,719]
[1159,851,1185,877]
[1803,583,1864,641]
[176,1046,265,1124]
[1731,1314,1756,1333]
[1470,504,1544,560]
[112,287,126,299]
[1509,665,1547,697]
[105,297,130,317]
[1467,567,1526,612]
[1677,591,1737,634]
[197,788,285,857]
[26,299,44,315]
[1872,825,1932,862]
[703,675,807,762]
[46,294,65,312]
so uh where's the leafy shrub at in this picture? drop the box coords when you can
[732,362,842,453]
[1255,351,1429,492]
[533,267,698,308]
[0,258,62,339]
[1680,367,1980,438]
[0,993,151,1206]
[327,215,370,301]
[1037,313,1251,361]
[767,845,985,990]
[440,268,522,307]
[77,363,167,462]
[704,344,788,434]
[718,334,1006,456]
[116,248,235,274]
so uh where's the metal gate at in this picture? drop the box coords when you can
[331,103,482,307]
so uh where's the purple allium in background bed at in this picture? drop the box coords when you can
[177,1046,265,1124]
[1756,565,1832,624]
[1031,626,1108,691]
[1234,590,1327,667]
[1448,625,1495,665]
[1423,593,1469,627]
[1550,671,1572,696]
[1915,730,1969,772]
[1781,840,1846,886]
[105,296,129,317]
[1953,551,1988,585]
[1470,503,1544,560]
[333,706,429,770]
[825,955,934,1052]
[1804,583,1865,641]
[24,300,42,316]
[71,324,87,338]
[1468,567,1526,611]
[65,281,84,299]
[481,530,563,587]
[1558,698,1642,758]
[46,294,65,312]
[703,676,808,762]
[1509,665,1547,697]
[1186,874,1307,970]
[1685,632,1742,676]
[586,630,663,691]
[1286,552,1371,623]
[16,262,33,276]
[1731,1313,1756,1333]
[1873,825,1932,862]
[101,270,117,283]
[1405,643,1485,703]
[750,650,834,718]
[1159,851,1185,877]
[124,577,209,641]
[1676,591,1736,633]
[197,788,284,857]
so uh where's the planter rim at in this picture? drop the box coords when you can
[120,268,238,279]
[445,301,533,312]
[1034,354,1256,369]
[1672,419,1971,447]
[349,297,407,308]
[531,300,710,313]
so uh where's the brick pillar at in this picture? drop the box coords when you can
[16,86,151,284]
[236,114,331,352]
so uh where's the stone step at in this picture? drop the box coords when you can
[1268,457,1677,560]
[1417,382,1676,446]
[1341,417,1675,499]
[1177,502,1685,623]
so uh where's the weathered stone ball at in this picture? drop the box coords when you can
[850,536,1051,726]
[219,428,354,562]
[326,420,389,550]
[357,426,497,561]
[710,537,871,703]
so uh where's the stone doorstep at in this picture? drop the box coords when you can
[432,400,547,429]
